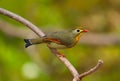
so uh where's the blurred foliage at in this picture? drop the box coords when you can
[0,0,120,81]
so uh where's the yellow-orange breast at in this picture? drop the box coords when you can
[74,33,83,45]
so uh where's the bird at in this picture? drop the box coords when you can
[24,28,88,49]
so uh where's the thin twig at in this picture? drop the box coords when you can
[79,60,103,79]
[72,60,103,81]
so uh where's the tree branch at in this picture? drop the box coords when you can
[80,33,120,46]
[0,8,103,81]
[0,8,45,37]
[49,48,79,77]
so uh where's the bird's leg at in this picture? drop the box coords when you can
[56,51,65,57]
[47,46,65,57]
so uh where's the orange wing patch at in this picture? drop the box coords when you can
[43,38,62,44]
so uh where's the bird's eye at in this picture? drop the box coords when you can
[76,29,80,32]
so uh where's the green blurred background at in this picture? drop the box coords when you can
[0,0,120,81]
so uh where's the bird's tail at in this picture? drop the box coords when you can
[24,39,32,48]
[24,38,44,48]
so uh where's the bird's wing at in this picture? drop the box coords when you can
[43,38,63,45]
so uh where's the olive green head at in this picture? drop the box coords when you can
[71,28,88,37]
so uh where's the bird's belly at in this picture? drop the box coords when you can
[47,42,67,49]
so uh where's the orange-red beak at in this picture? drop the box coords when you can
[83,29,88,32]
